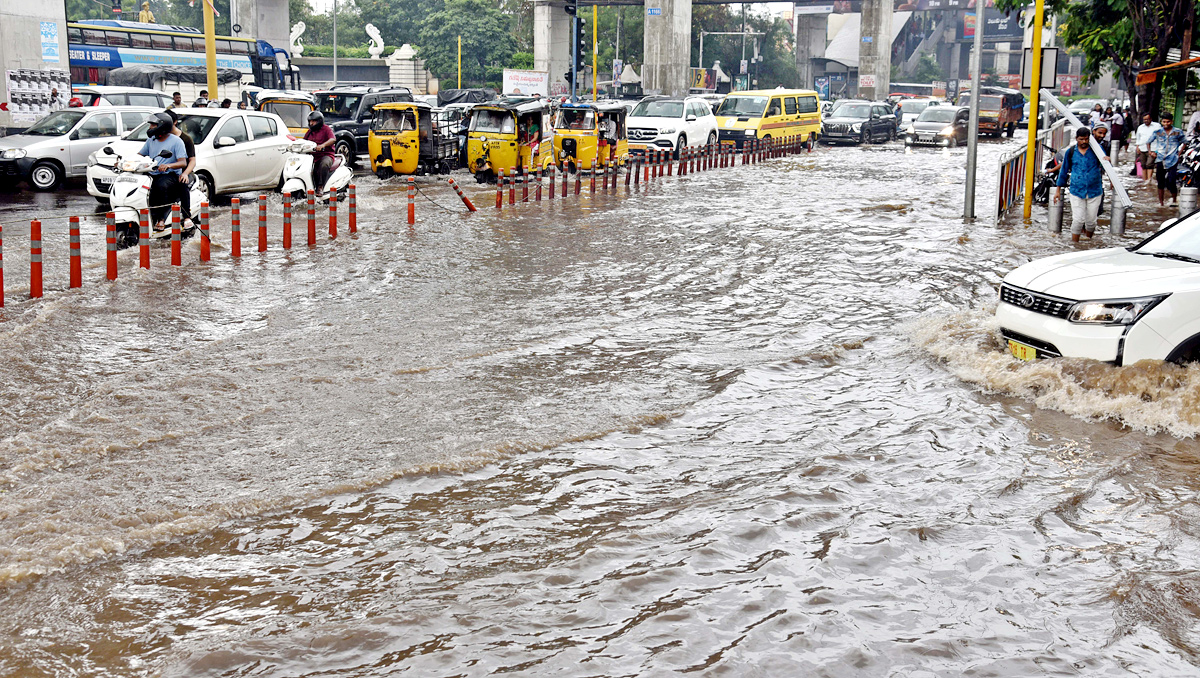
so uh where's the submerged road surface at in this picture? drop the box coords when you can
[2,136,1200,676]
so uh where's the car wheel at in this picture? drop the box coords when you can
[707,131,717,148]
[29,162,63,191]
[859,129,868,145]
[675,135,686,160]
[196,172,214,202]
[888,127,896,142]
[335,139,355,167]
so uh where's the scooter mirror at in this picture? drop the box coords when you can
[102,146,115,155]
[158,150,173,158]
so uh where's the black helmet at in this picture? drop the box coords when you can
[148,112,174,138]
[307,111,324,125]
[162,108,178,123]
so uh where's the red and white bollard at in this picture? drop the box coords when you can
[522,169,529,202]
[200,202,211,261]
[574,166,582,195]
[171,204,182,266]
[283,195,292,250]
[257,194,267,253]
[328,199,338,239]
[407,177,416,225]
[68,216,82,288]
[535,167,542,201]
[548,166,557,200]
[231,198,242,257]
[496,170,504,209]
[139,209,150,269]
[348,184,357,233]
[448,177,477,211]
[104,213,115,282]
[589,163,596,194]
[307,190,316,247]
[562,164,569,198]
[31,219,45,296]
[509,168,517,205]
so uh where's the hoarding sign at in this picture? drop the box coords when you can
[502,69,550,96]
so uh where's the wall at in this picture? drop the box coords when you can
[293,57,389,90]
[0,0,70,130]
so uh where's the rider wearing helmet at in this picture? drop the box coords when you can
[137,112,188,230]
[163,109,196,229]
[303,110,336,197]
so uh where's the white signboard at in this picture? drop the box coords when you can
[502,69,550,97]
[859,73,876,89]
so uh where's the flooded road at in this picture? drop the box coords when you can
[3,135,1200,676]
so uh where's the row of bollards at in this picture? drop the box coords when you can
[2,185,362,306]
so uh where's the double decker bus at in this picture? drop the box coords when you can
[67,20,294,89]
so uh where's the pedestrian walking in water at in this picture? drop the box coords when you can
[1056,126,1104,242]
[1133,113,1161,178]
[1150,113,1186,206]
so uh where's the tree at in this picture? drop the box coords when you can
[910,52,945,84]
[691,5,797,88]
[417,0,515,86]
[357,0,443,48]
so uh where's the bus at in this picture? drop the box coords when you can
[67,20,296,90]
[888,82,946,99]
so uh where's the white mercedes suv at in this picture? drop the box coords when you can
[627,96,719,159]
[997,215,1200,365]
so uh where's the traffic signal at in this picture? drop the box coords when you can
[564,3,576,15]
[111,0,122,14]
[574,18,588,68]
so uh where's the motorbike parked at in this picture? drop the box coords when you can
[280,139,353,202]
[106,148,206,248]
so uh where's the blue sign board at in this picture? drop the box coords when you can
[647,7,662,15]
[41,22,60,63]
[815,76,830,100]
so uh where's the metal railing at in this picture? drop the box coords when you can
[993,118,1067,222]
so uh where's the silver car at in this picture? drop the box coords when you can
[0,107,159,190]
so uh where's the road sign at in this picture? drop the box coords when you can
[859,73,876,88]
[646,7,662,15]
[1020,47,1058,89]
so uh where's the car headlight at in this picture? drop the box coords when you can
[1067,295,1168,325]
[906,125,916,135]
[88,152,98,167]
[1,148,28,160]
[661,128,675,135]
[939,126,956,136]
[851,123,862,133]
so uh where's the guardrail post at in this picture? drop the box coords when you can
[283,195,292,250]
[347,185,357,233]
[139,209,150,269]
[257,194,267,253]
[171,204,181,266]
[69,216,81,288]
[231,198,241,257]
[200,202,211,261]
[102,214,114,282]
[307,190,316,247]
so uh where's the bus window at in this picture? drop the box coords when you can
[173,37,197,52]
[151,34,172,50]
[106,32,129,47]
[784,97,797,115]
[67,27,82,44]
[217,40,233,53]
[798,96,818,114]
[82,29,106,46]
[130,32,151,49]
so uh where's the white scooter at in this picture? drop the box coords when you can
[280,139,352,203]
[106,148,206,248]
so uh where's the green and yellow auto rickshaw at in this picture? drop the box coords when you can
[466,99,554,183]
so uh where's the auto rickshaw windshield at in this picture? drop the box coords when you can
[470,109,515,134]
[374,109,416,131]
[554,109,595,130]
[263,101,312,129]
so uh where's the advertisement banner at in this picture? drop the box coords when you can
[960,9,1024,41]
[815,76,830,100]
[502,69,550,96]
[41,21,60,63]
[689,68,716,91]
[5,68,71,124]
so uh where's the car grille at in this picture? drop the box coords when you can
[0,161,19,177]
[1000,329,1062,358]
[823,123,853,135]
[628,127,658,141]
[999,283,1074,319]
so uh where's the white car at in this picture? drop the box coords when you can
[896,98,946,127]
[0,107,159,190]
[74,86,173,108]
[996,216,1200,365]
[87,108,293,202]
[627,96,719,158]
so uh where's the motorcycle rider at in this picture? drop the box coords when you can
[138,112,188,231]
[163,109,196,230]
[304,111,336,197]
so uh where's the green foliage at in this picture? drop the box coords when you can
[417,0,515,86]
[509,51,534,70]
[910,53,945,84]
[302,44,401,58]
[356,0,442,48]
[66,0,231,34]
[690,6,797,88]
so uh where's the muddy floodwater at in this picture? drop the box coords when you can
[3,137,1200,676]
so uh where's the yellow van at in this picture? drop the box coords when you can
[715,89,822,150]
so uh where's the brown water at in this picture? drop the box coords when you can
[2,139,1200,676]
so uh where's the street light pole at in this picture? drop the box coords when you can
[963,7,984,220]
[332,0,338,85]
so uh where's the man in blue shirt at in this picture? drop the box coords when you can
[1150,112,1186,206]
[1056,126,1105,242]
[137,113,189,230]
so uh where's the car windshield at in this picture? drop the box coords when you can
[24,110,86,136]
[917,108,957,123]
[315,94,361,119]
[838,105,872,118]
[1134,218,1200,261]
[899,100,931,115]
[716,96,767,117]
[262,102,312,129]
[630,100,684,118]
[125,115,219,143]
[1070,99,1102,112]
[470,109,516,134]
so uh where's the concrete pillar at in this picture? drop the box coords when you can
[643,0,692,97]
[230,0,290,53]
[858,0,891,101]
[534,0,572,97]
[0,0,70,129]
[794,13,826,90]
[950,41,962,81]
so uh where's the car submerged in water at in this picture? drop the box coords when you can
[997,213,1200,365]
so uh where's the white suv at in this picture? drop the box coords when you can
[87,108,293,202]
[627,97,719,158]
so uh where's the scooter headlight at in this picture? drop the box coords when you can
[1067,295,1168,325]
[119,159,140,172]
[1,148,28,160]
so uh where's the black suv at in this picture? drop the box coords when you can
[820,100,899,145]
[312,86,414,166]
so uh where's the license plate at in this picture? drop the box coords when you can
[720,140,735,146]
[116,175,140,183]
[919,135,933,141]
[1008,340,1037,362]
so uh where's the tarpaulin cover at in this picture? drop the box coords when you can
[106,65,243,89]
[437,88,496,106]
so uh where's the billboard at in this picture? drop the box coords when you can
[960,9,1025,41]
[792,0,993,12]
[502,69,550,96]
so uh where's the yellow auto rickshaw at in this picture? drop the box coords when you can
[256,91,316,135]
[466,100,554,183]
[368,101,460,177]
[552,101,629,173]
